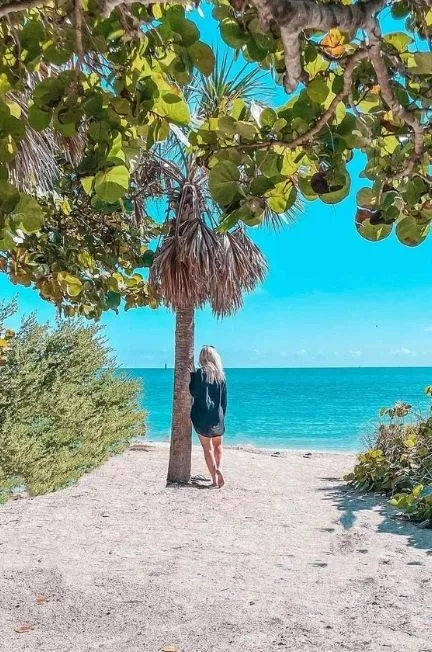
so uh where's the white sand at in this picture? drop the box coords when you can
[0,443,431,652]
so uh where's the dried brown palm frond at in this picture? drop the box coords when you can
[8,127,60,194]
[149,217,220,311]
[151,213,268,316]
[210,229,268,317]
[8,124,87,194]
[133,150,193,214]
[56,131,87,167]
[146,148,269,316]
[6,70,87,194]
[134,155,166,199]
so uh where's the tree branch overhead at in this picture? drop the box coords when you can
[0,0,430,252]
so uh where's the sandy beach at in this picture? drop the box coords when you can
[1,443,431,652]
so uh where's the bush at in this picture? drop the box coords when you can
[0,301,144,503]
[346,398,432,527]
[346,394,432,527]
[349,418,432,493]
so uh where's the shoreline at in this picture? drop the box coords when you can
[139,439,359,456]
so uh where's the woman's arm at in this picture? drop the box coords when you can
[221,382,227,415]
[189,371,197,396]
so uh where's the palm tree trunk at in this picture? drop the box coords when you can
[167,307,194,484]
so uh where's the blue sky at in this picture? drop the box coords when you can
[1,5,431,369]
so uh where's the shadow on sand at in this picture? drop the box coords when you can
[319,479,432,553]
[166,476,215,490]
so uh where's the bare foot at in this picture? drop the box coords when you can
[216,469,225,488]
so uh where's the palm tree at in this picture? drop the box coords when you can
[137,152,268,483]
[137,58,297,484]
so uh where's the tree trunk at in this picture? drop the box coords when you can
[167,307,194,485]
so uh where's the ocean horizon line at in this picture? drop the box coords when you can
[120,365,432,371]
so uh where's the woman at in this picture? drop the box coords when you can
[189,346,227,488]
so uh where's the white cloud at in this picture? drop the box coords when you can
[349,349,362,357]
[392,347,417,356]
[296,349,308,355]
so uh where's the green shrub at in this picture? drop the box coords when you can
[346,448,396,493]
[346,398,432,527]
[0,301,144,503]
[389,484,432,524]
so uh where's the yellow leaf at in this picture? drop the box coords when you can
[152,4,163,19]
[320,28,348,58]
[6,101,21,118]
[281,152,299,175]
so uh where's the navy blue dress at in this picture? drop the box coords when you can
[189,369,227,438]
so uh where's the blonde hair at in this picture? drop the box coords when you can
[199,346,225,384]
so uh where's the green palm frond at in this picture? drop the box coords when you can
[193,49,272,120]
[263,195,303,230]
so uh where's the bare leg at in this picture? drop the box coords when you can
[213,436,224,488]
[213,436,223,471]
[198,435,218,486]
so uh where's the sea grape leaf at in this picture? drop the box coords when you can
[153,92,190,126]
[0,181,20,213]
[396,216,430,247]
[384,32,413,52]
[266,183,297,213]
[356,209,392,241]
[208,161,241,206]
[94,165,130,203]
[13,195,45,232]
[28,105,52,131]
[188,42,215,76]
[306,77,329,104]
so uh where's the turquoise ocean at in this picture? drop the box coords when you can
[127,367,432,452]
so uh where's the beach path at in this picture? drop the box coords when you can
[0,445,431,652]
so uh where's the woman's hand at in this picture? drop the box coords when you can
[188,360,195,373]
